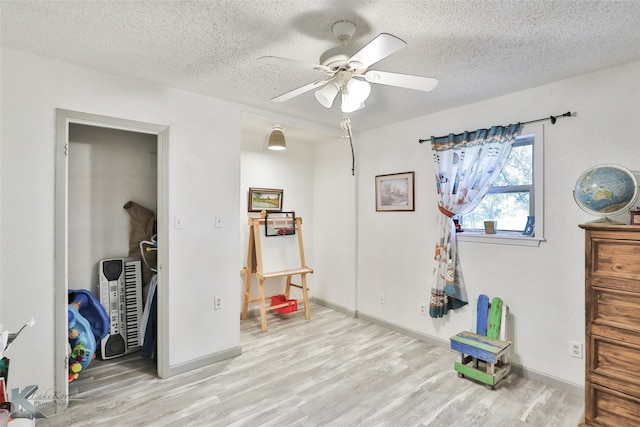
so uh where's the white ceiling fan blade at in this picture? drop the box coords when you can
[364,70,439,91]
[271,80,330,103]
[347,33,406,69]
[258,56,331,73]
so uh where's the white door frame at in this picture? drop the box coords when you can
[55,109,170,412]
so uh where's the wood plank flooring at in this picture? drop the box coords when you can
[37,303,584,426]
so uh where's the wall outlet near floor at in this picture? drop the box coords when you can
[214,296,222,310]
[419,303,427,316]
[570,341,583,359]
[379,293,385,305]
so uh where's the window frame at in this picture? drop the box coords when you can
[456,123,545,247]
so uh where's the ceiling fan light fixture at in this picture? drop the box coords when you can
[345,78,371,104]
[268,127,286,150]
[341,78,371,112]
[341,94,365,113]
[315,83,340,108]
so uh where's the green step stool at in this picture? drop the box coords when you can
[450,295,512,390]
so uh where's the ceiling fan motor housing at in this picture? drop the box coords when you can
[319,46,358,69]
[320,20,359,70]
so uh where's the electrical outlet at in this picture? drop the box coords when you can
[570,341,583,359]
[214,296,222,310]
[379,293,385,305]
[419,303,427,316]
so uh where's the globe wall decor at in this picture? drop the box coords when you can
[574,164,639,223]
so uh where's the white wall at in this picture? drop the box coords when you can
[240,119,318,301]
[239,118,358,317]
[0,48,242,394]
[68,124,157,296]
[353,60,640,388]
[311,137,358,313]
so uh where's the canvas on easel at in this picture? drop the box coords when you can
[240,211,313,331]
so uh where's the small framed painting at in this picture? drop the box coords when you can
[375,171,415,211]
[248,187,283,212]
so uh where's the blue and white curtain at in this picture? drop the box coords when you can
[430,123,522,318]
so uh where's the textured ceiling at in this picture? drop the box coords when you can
[2,0,640,134]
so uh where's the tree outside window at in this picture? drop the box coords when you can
[461,135,534,232]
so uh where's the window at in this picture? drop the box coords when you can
[457,124,544,246]
[461,135,533,232]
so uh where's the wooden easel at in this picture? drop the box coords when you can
[240,211,313,332]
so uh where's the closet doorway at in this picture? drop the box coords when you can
[55,110,169,413]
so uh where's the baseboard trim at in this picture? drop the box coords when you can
[310,297,357,318]
[312,298,584,398]
[511,364,584,398]
[168,346,242,377]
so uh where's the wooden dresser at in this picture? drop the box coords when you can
[579,224,640,426]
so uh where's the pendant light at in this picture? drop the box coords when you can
[268,126,286,150]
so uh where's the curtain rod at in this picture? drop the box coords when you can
[418,111,573,143]
[521,111,572,125]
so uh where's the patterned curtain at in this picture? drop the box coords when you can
[429,123,522,318]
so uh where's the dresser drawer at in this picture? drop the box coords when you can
[591,237,640,283]
[589,327,640,390]
[586,382,640,427]
[591,287,640,333]
[582,226,640,427]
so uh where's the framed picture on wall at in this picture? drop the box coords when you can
[248,187,283,212]
[375,171,415,211]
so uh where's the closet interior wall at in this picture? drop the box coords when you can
[68,123,157,360]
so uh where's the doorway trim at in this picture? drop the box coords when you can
[55,109,170,412]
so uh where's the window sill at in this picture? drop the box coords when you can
[456,230,545,247]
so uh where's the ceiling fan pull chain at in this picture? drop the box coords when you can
[340,114,356,176]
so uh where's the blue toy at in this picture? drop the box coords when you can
[67,289,109,382]
[68,289,109,342]
[67,303,96,381]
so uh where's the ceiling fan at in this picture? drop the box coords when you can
[259,20,438,113]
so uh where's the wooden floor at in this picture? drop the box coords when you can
[38,303,583,426]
